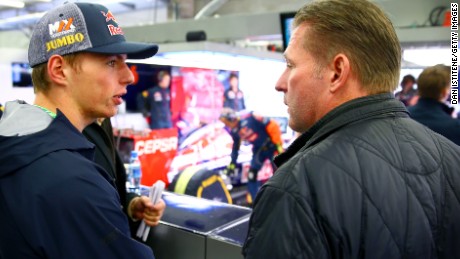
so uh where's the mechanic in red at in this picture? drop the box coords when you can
[219,108,283,203]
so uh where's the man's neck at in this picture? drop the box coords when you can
[34,93,91,132]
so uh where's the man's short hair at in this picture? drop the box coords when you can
[401,74,416,87]
[229,73,238,80]
[31,54,81,94]
[293,0,401,94]
[417,64,450,100]
[157,71,170,82]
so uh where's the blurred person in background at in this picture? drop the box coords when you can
[223,73,246,111]
[395,74,418,106]
[408,64,460,145]
[219,108,283,204]
[140,70,173,129]
[242,0,460,258]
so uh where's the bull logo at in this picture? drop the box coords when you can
[101,10,117,23]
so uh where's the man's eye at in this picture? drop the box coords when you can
[108,60,116,67]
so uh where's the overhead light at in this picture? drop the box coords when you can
[0,12,45,27]
[86,0,129,4]
[0,1,25,8]
[403,48,450,67]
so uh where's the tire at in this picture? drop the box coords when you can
[168,166,232,204]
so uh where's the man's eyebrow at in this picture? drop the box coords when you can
[115,54,128,59]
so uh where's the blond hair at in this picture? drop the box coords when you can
[417,64,451,100]
[293,0,401,93]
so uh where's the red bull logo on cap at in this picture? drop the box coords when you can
[101,11,117,23]
[101,10,124,36]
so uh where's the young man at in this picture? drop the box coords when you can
[0,2,159,258]
[243,0,460,258]
[408,64,460,145]
[219,108,283,203]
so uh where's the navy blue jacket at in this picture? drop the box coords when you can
[408,98,460,145]
[228,112,276,165]
[0,103,154,258]
[143,86,172,129]
[223,89,246,111]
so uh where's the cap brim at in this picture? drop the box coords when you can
[86,41,159,59]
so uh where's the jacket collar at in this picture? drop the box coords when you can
[413,98,455,116]
[275,93,409,167]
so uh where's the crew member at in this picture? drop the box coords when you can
[219,108,283,203]
[141,70,172,129]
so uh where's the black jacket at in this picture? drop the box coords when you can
[83,120,140,237]
[243,93,460,259]
[408,98,460,145]
[142,86,172,129]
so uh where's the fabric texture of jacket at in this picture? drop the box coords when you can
[408,97,460,145]
[0,101,154,258]
[243,93,460,259]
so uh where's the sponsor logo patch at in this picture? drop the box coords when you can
[107,24,124,36]
[101,10,124,36]
[48,18,75,38]
[46,33,85,52]
[135,137,178,156]
[101,11,117,23]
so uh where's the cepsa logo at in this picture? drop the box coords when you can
[135,137,178,156]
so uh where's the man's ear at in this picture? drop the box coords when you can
[441,86,451,101]
[47,55,67,86]
[328,53,350,93]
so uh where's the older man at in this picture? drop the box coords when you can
[243,0,460,258]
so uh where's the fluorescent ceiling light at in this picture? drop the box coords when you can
[403,48,450,67]
[86,0,130,4]
[0,1,25,8]
[0,12,45,26]
[127,42,284,71]
[128,51,284,71]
